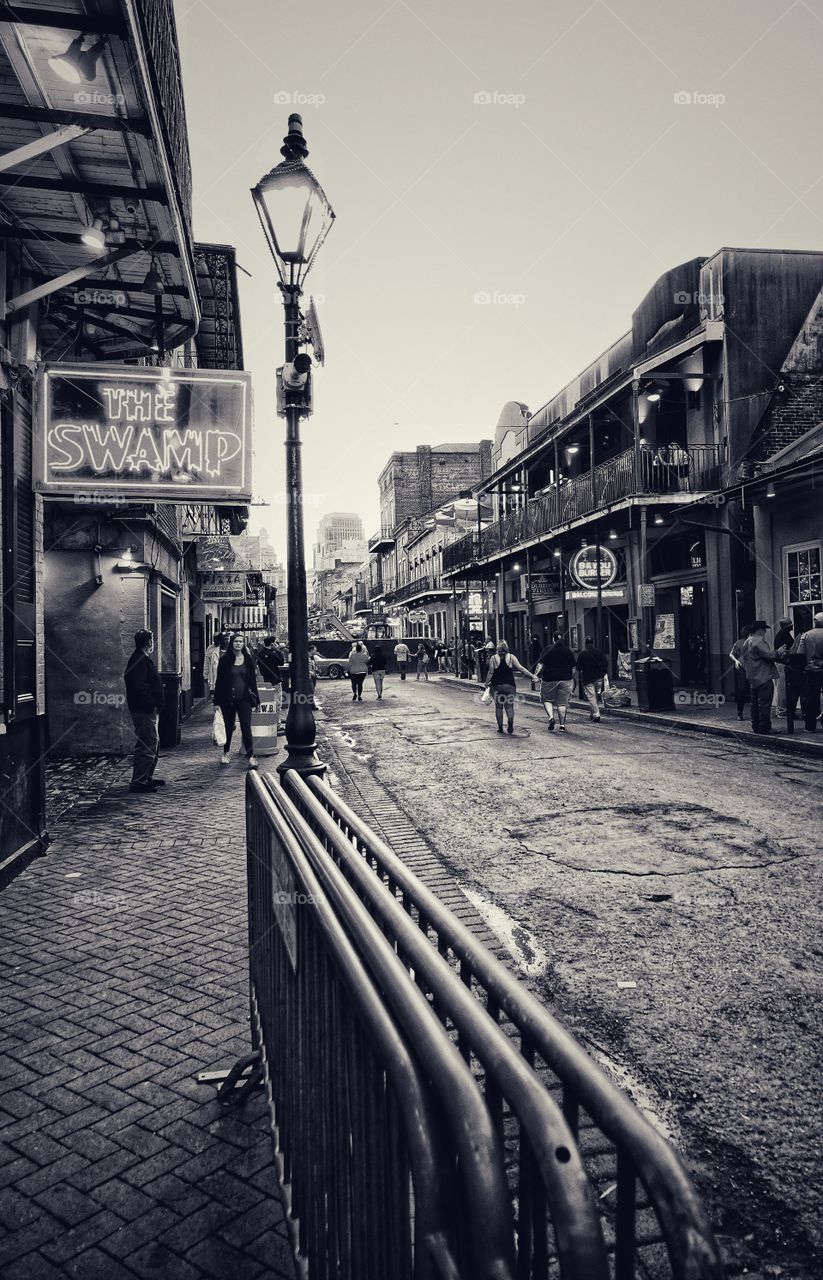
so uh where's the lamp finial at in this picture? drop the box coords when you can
[280,114,308,161]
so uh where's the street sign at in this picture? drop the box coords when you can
[199,571,248,602]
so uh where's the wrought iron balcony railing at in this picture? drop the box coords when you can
[444,444,722,572]
[391,573,450,604]
[368,526,396,552]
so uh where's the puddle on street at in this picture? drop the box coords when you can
[462,887,550,979]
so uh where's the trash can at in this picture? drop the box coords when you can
[159,673,182,748]
[633,657,674,712]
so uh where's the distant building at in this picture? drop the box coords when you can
[365,441,494,641]
[375,443,493,535]
[313,512,365,570]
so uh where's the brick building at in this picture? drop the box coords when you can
[366,441,493,640]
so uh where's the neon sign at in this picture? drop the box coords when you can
[35,363,252,502]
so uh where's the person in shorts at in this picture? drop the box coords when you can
[534,633,577,732]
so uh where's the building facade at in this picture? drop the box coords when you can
[0,3,247,881]
[366,441,493,641]
[443,249,823,689]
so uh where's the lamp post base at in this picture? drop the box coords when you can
[276,748,327,782]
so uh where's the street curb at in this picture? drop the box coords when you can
[435,675,823,761]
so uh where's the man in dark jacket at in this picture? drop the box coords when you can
[772,616,793,717]
[124,629,165,793]
[577,636,608,722]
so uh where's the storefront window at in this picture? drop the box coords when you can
[160,588,179,673]
[785,543,822,634]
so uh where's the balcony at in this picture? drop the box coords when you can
[354,587,370,614]
[392,574,451,605]
[444,444,722,573]
[368,526,396,553]
[443,532,479,574]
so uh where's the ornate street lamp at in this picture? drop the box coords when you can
[252,115,335,777]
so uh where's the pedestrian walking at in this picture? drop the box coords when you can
[214,633,261,768]
[415,644,430,682]
[369,643,387,699]
[202,631,226,696]
[729,625,751,721]
[256,635,285,735]
[308,645,320,707]
[772,616,794,717]
[394,639,410,680]
[577,636,608,722]
[483,640,534,734]
[534,633,577,732]
[348,642,369,700]
[124,629,165,793]
[795,612,823,732]
[741,621,778,735]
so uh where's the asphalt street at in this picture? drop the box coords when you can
[315,671,823,1280]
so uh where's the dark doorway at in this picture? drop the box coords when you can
[680,582,707,685]
[190,621,205,698]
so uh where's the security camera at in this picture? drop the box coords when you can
[282,352,312,389]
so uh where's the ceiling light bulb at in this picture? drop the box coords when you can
[766,483,776,499]
[49,35,105,85]
[81,218,106,250]
[48,35,85,84]
[647,391,661,403]
[609,529,618,540]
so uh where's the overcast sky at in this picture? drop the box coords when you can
[173,0,823,559]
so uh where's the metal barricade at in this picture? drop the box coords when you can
[289,773,725,1280]
[246,773,518,1280]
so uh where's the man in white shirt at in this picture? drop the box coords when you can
[394,640,410,681]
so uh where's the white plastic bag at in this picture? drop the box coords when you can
[212,706,227,747]
[480,687,492,706]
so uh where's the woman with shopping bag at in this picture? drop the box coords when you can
[213,633,261,769]
[482,640,535,735]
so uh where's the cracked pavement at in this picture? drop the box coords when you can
[317,672,823,1279]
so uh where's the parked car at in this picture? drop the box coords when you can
[315,652,349,679]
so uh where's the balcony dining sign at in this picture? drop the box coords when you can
[34,363,252,503]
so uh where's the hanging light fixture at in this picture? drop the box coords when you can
[609,528,618,540]
[766,482,776,499]
[81,217,106,250]
[553,548,561,559]
[142,258,165,295]
[49,34,106,85]
[654,512,665,525]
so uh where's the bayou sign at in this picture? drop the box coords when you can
[34,363,252,502]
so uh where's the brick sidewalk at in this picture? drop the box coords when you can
[0,710,296,1279]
